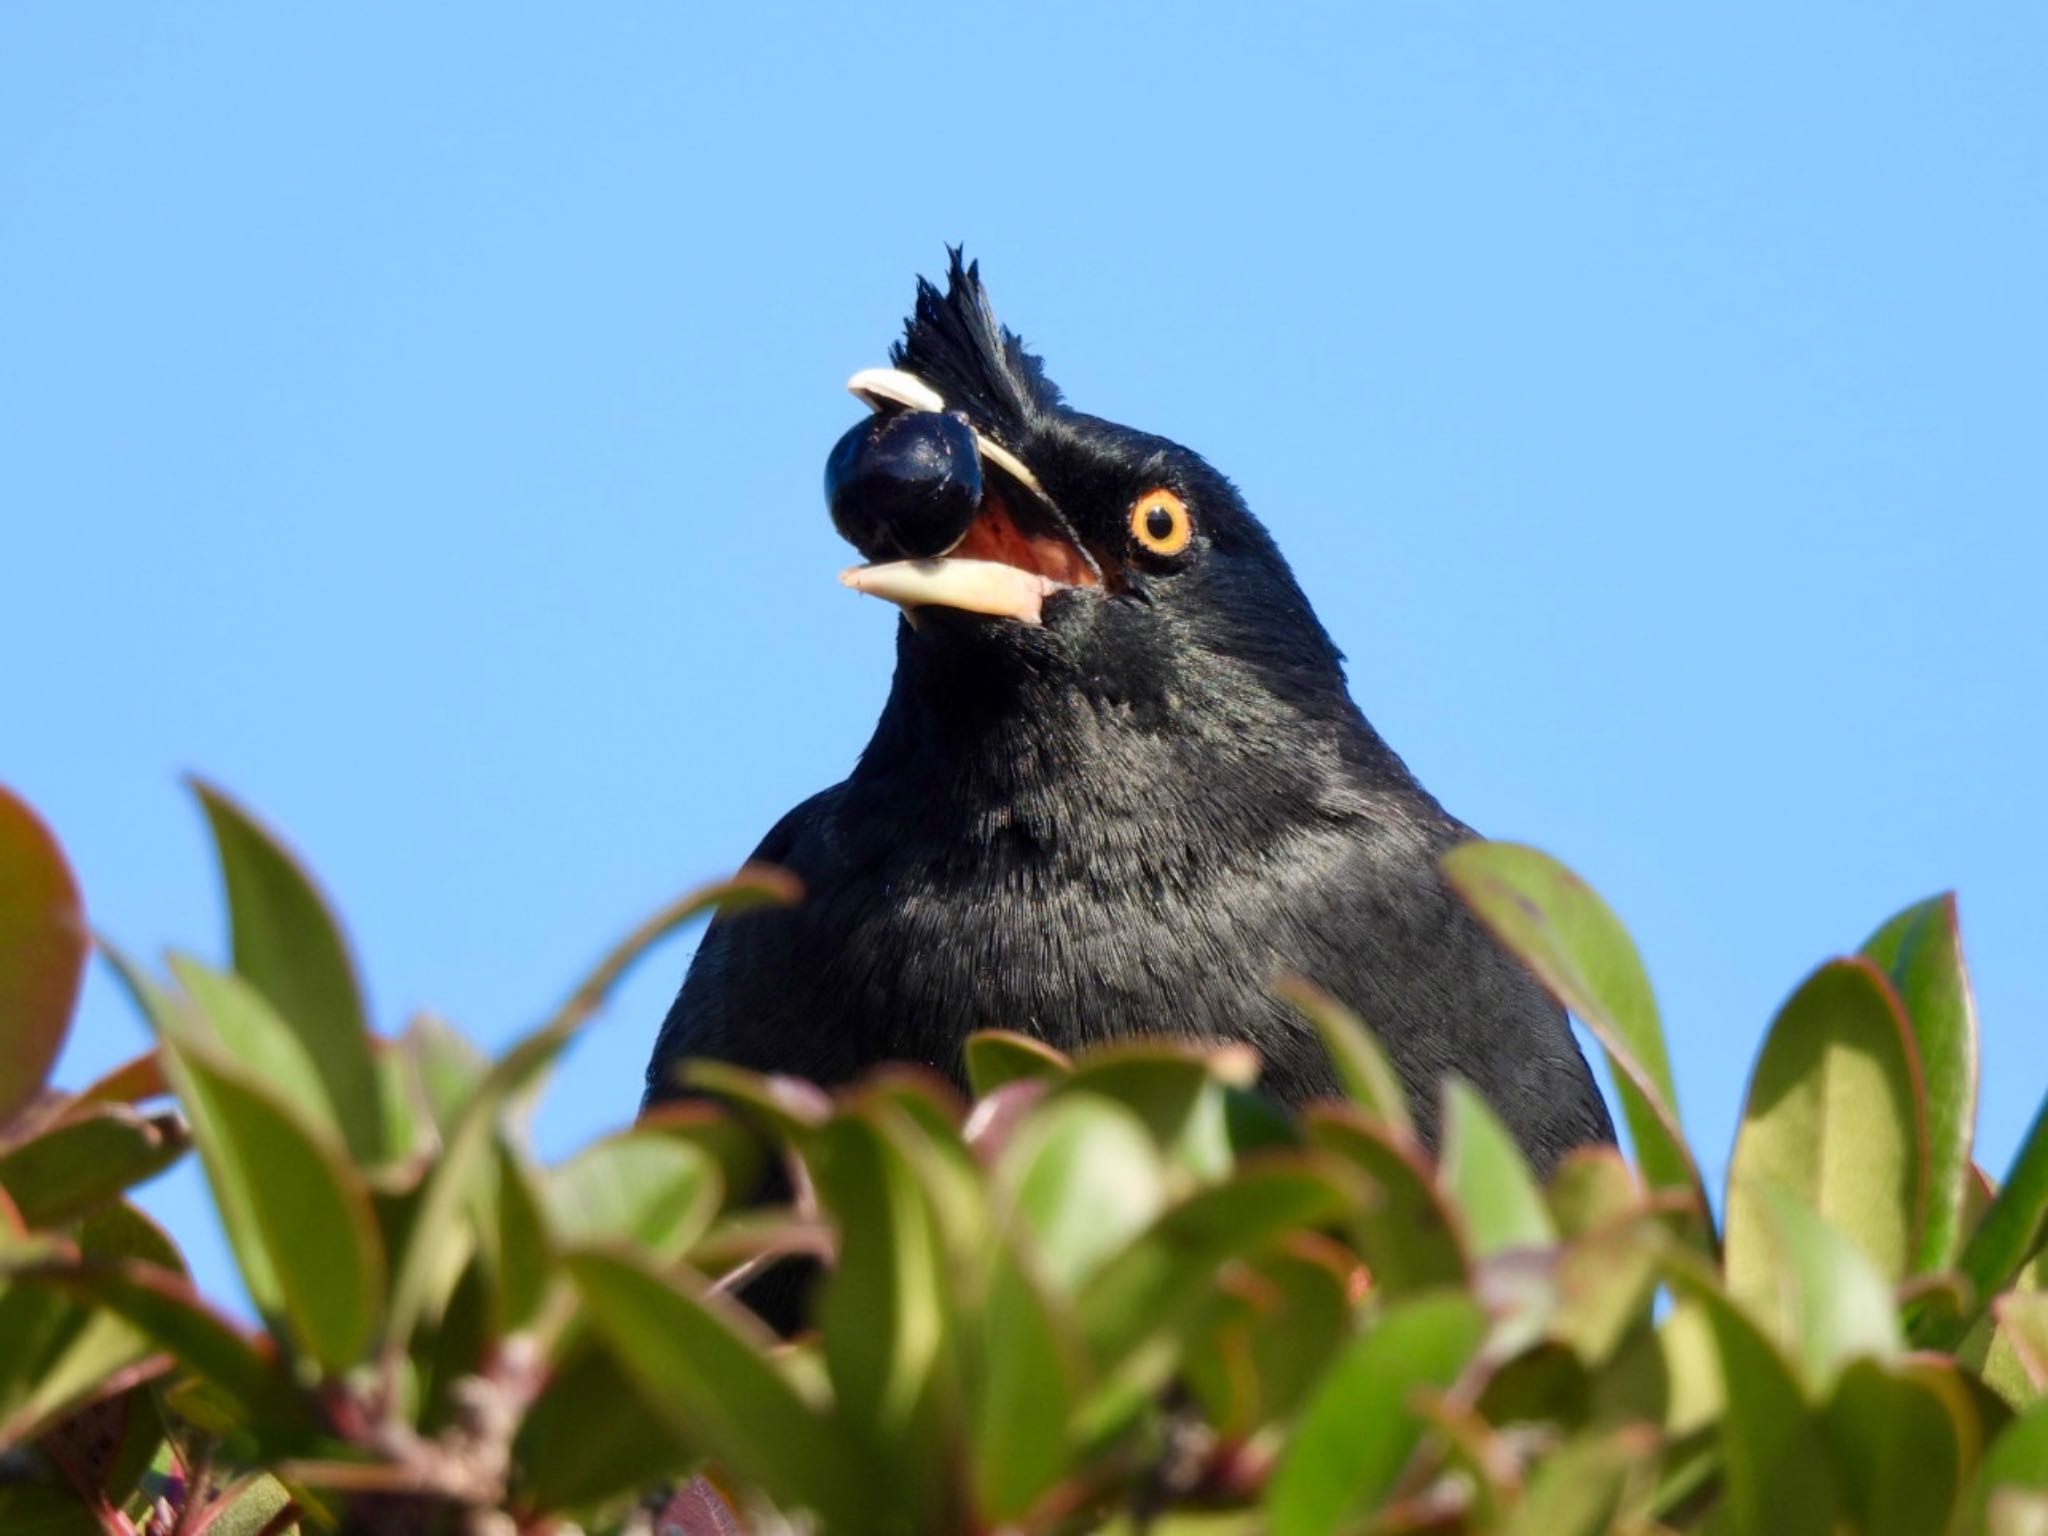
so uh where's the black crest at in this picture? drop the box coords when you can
[892,249,1063,449]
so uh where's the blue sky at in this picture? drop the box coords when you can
[5,7,2043,1310]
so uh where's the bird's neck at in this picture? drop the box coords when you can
[849,624,1438,864]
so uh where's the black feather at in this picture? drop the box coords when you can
[891,248,1062,450]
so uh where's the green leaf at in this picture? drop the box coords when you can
[401,1011,488,1137]
[383,874,765,1345]
[678,1059,831,1145]
[998,1093,1165,1291]
[1055,1043,1251,1184]
[1992,1292,2048,1403]
[1550,1215,1665,1365]
[1306,1105,1470,1296]
[1747,1184,1903,1389]
[100,943,281,1314]
[384,1019,571,1346]
[1077,1157,1358,1429]
[1503,1425,1657,1536]
[546,1131,721,1261]
[1968,1399,2048,1533]
[565,1247,859,1522]
[1823,1357,1975,1536]
[1956,1096,2048,1348]
[0,1105,186,1227]
[809,1107,949,1435]
[514,1336,697,1513]
[1726,958,1928,1305]
[1677,1270,1839,1536]
[964,1030,1071,1096]
[969,1229,1086,1523]
[1440,841,1711,1241]
[191,779,384,1163]
[1862,895,1980,1273]
[0,1483,104,1535]
[0,787,88,1128]
[167,956,341,1143]
[1274,977,1416,1144]
[0,1279,155,1450]
[164,1039,384,1371]
[1440,1078,1557,1255]
[1187,1239,1354,1437]
[1265,1291,1489,1536]
[481,1137,552,1333]
[18,1258,315,1443]
[1547,1145,1645,1238]
[188,1474,297,1536]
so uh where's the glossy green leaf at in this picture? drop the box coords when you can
[1748,1183,1904,1389]
[1504,1424,1657,1536]
[566,1247,859,1521]
[1679,1271,1839,1536]
[964,1029,1071,1096]
[0,1483,103,1534]
[1307,1105,1470,1296]
[998,1093,1165,1290]
[190,1474,297,1536]
[1440,840,1710,1238]
[1056,1042,1249,1183]
[546,1131,721,1261]
[1550,1215,1665,1365]
[1863,895,1980,1273]
[679,1059,831,1145]
[1187,1238,1354,1437]
[0,1279,155,1450]
[1993,1292,2048,1400]
[1078,1157,1358,1427]
[1547,1144,1645,1238]
[1968,1399,2048,1533]
[0,1203,197,1449]
[165,1040,383,1371]
[1956,1096,2048,1348]
[402,1011,488,1137]
[1274,976,1416,1143]
[1441,1078,1557,1255]
[514,1336,697,1512]
[0,787,88,1127]
[810,1108,948,1434]
[1823,1357,1975,1536]
[970,1228,1086,1522]
[167,955,341,1142]
[18,1258,314,1443]
[1265,1291,1489,1536]
[101,944,281,1313]
[632,1103,769,1218]
[481,1137,552,1333]
[384,1018,571,1346]
[1726,958,1927,1304]
[191,779,383,1163]
[381,874,761,1345]
[0,1105,186,1227]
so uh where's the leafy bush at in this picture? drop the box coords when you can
[1,779,2045,1535]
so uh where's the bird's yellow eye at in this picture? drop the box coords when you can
[1129,488,1193,556]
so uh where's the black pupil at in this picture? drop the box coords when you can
[1145,504,1177,542]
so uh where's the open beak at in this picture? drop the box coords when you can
[838,368,1100,625]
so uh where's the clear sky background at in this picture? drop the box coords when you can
[5,7,2044,1311]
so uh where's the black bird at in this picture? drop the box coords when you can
[648,253,1613,1166]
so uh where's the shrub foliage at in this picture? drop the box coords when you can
[1,780,2045,1534]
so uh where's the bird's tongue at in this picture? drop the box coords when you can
[950,490,1099,588]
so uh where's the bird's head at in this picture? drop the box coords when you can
[829,252,1352,727]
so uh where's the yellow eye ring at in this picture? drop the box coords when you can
[1129,488,1193,556]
